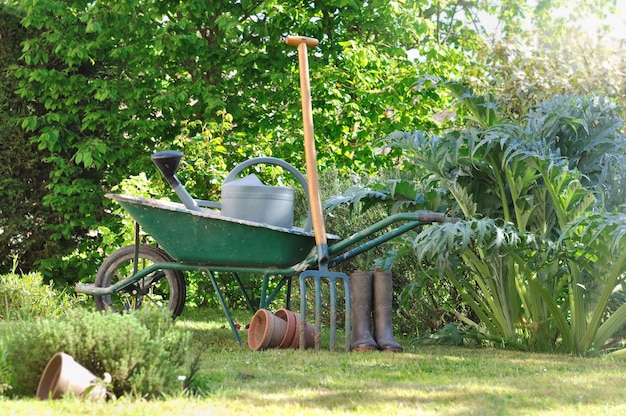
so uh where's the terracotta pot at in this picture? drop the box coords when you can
[274,308,297,348]
[36,352,106,400]
[248,308,288,350]
[274,308,315,349]
[295,313,316,349]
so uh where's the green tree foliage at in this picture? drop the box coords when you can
[6,0,483,281]
[476,0,625,116]
[0,5,66,270]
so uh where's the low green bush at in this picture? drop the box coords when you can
[0,307,193,398]
[0,338,11,397]
[0,264,78,321]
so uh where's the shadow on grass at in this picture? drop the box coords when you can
[174,307,626,415]
[213,350,625,414]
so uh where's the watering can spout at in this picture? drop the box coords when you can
[151,151,182,187]
[151,151,201,211]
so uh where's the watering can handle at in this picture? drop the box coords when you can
[224,157,307,186]
[286,36,329,261]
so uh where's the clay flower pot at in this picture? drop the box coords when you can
[274,308,297,348]
[248,308,289,350]
[36,352,106,400]
[295,313,316,349]
[274,308,316,349]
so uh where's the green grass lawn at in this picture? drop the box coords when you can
[2,307,625,415]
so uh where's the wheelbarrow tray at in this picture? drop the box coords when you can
[107,194,322,268]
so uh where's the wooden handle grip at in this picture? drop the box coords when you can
[286,34,327,248]
[285,36,319,47]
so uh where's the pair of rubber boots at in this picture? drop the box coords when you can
[349,269,403,352]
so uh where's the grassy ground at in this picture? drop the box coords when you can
[2,307,625,415]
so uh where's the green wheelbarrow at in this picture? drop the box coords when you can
[75,187,453,350]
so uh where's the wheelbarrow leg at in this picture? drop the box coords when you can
[259,274,291,310]
[206,270,243,347]
[232,272,256,314]
[299,271,351,352]
[285,276,292,311]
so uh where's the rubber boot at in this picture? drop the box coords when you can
[373,268,403,352]
[349,271,378,352]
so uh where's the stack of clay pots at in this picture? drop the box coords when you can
[248,308,315,350]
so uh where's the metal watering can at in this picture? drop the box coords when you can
[222,175,293,229]
[152,152,311,230]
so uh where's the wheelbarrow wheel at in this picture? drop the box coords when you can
[94,244,186,317]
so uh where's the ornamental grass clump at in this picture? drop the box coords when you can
[0,307,193,398]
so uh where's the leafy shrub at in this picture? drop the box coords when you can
[327,86,626,355]
[311,169,458,336]
[0,261,79,397]
[0,263,78,321]
[321,169,465,337]
[378,87,626,355]
[0,338,12,397]
[0,307,193,398]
